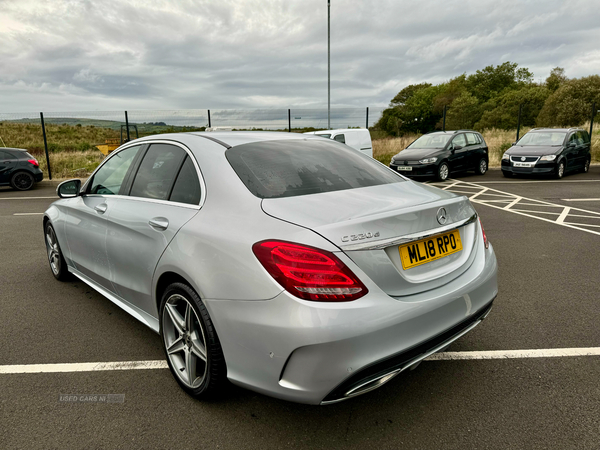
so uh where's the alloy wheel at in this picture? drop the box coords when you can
[584,159,590,173]
[13,172,33,190]
[439,164,449,181]
[479,159,487,174]
[558,161,565,178]
[45,227,61,275]
[162,294,208,389]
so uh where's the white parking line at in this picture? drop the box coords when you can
[562,198,600,202]
[2,348,600,374]
[0,196,56,200]
[0,360,168,374]
[435,179,600,236]
[427,347,600,360]
[13,213,44,216]
[465,180,600,184]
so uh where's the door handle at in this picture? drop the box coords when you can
[94,203,108,214]
[149,217,169,230]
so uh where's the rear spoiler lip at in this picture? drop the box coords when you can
[338,210,478,251]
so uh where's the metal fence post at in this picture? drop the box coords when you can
[516,104,523,142]
[125,111,130,141]
[442,105,447,132]
[366,107,369,129]
[288,109,291,132]
[40,112,52,180]
[207,110,211,128]
[590,101,596,138]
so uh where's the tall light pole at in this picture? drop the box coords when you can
[327,0,330,129]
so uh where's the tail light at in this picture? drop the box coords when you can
[28,159,39,167]
[479,218,489,249]
[252,240,368,302]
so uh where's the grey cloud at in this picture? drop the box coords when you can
[0,0,599,112]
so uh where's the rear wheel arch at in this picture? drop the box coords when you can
[156,271,197,312]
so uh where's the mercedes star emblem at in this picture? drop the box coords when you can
[436,207,448,225]
[521,157,526,161]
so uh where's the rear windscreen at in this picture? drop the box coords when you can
[226,139,403,199]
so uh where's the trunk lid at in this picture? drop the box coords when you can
[261,181,478,297]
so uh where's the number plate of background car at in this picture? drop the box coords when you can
[399,230,462,270]
[513,162,533,167]
[396,166,412,171]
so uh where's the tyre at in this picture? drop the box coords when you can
[502,170,513,178]
[436,162,450,181]
[160,282,227,399]
[10,171,34,191]
[476,158,488,175]
[45,222,71,281]
[555,160,565,179]
[582,158,590,173]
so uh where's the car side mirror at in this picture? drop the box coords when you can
[453,144,462,151]
[57,179,81,198]
[567,142,576,148]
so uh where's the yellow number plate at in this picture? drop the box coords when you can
[399,229,462,270]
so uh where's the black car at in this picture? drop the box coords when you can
[389,130,489,181]
[0,148,44,190]
[501,128,591,179]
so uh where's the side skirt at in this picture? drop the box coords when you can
[68,266,160,333]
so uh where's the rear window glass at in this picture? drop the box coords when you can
[226,139,403,199]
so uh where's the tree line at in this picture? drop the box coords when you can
[375,62,600,136]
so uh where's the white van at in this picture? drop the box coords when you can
[304,129,373,158]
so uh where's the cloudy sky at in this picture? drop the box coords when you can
[1,0,599,113]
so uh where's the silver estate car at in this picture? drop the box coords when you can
[44,132,498,405]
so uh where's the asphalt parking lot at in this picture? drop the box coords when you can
[1,167,599,450]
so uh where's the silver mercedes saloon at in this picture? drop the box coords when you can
[43,132,498,405]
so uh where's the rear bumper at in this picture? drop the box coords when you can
[34,172,44,182]
[205,240,498,405]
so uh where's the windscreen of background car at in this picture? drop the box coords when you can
[407,134,451,149]
[226,139,403,199]
[518,132,566,146]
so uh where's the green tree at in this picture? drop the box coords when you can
[545,67,568,92]
[432,74,467,113]
[375,83,442,135]
[465,62,533,103]
[390,83,432,106]
[445,92,480,130]
[476,86,550,130]
[536,75,600,127]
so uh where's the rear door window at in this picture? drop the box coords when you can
[333,134,346,144]
[466,133,478,146]
[226,139,403,199]
[169,156,201,205]
[130,144,187,200]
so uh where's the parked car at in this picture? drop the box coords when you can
[44,132,498,405]
[389,130,489,181]
[304,128,373,157]
[0,148,43,190]
[501,128,591,179]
